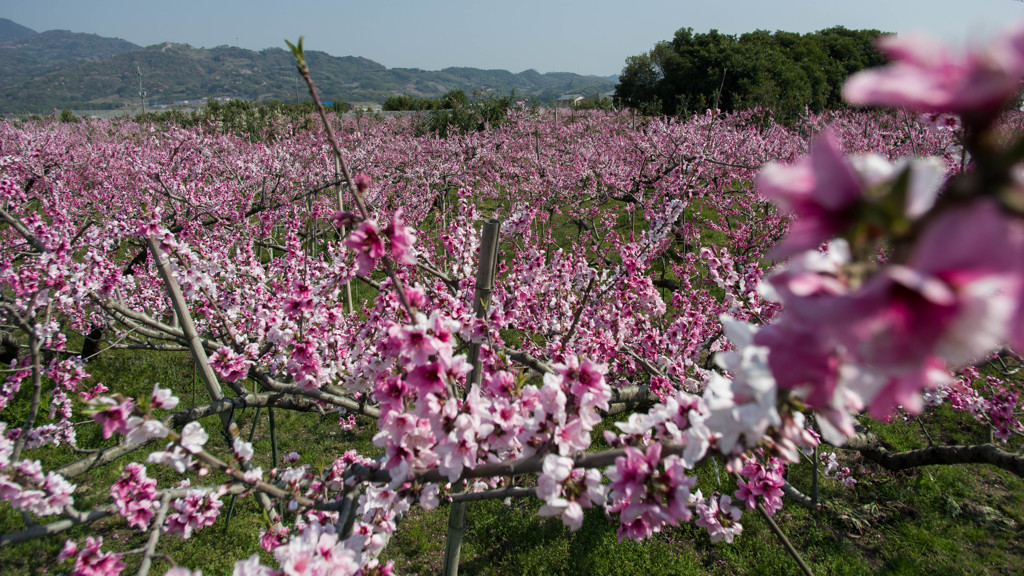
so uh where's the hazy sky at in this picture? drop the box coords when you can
[6,1,1024,76]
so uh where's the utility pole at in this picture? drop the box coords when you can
[137,67,146,114]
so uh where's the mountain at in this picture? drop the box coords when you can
[0,29,140,83]
[0,18,35,43]
[0,19,615,113]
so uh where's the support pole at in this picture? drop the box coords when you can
[147,237,278,522]
[442,218,501,576]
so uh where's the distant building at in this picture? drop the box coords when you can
[555,93,585,107]
[349,102,383,112]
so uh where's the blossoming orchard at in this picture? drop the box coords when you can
[2,26,1024,576]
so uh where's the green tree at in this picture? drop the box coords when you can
[615,26,888,122]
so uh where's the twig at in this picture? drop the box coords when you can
[135,493,172,576]
[147,237,278,521]
[11,332,42,462]
[559,276,595,348]
[757,503,815,576]
[0,506,113,546]
[0,206,50,253]
[449,486,534,503]
[289,38,416,320]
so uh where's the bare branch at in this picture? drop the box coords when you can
[135,493,172,576]
[844,433,1024,479]
[449,486,535,503]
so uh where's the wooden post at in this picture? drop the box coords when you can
[465,219,501,388]
[442,218,501,576]
[147,237,278,521]
[334,156,354,314]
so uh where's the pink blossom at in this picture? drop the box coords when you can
[242,466,263,484]
[231,555,274,576]
[233,437,254,462]
[64,536,125,576]
[837,200,1020,415]
[758,133,944,259]
[419,483,440,510]
[111,463,158,529]
[209,346,251,382]
[606,444,655,511]
[124,416,169,445]
[343,220,385,277]
[537,455,604,531]
[987,387,1021,441]
[372,375,409,412]
[354,173,371,193]
[150,383,179,410]
[757,132,863,258]
[147,445,195,474]
[695,493,743,543]
[405,361,447,397]
[844,26,1024,119]
[733,454,786,515]
[165,489,222,539]
[91,397,135,439]
[391,314,440,364]
[259,523,290,552]
[179,422,209,454]
[58,539,78,562]
[385,208,417,266]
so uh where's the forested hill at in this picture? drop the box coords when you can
[0,27,141,82]
[615,26,889,122]
[0,19,614,113]
[0,18,37,42]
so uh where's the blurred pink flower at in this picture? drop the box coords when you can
[385,208,417,266]
[844,25,1024,117]
[353,173,371,193]
[758,132,945,259]
[343,220,384,277]
[757,131,862,258]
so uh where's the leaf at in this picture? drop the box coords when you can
[285,37,305,69]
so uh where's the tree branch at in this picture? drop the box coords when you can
[844,433,1024,478]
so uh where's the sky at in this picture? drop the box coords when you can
[5,0,1024,77]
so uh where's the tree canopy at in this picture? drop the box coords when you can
[615,26,888,121]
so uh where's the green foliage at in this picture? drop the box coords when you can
[134,98,348,139]
[383,89,470,112]
[413,91,521,138]
[615,26,888,123]
[58,108,77,123]
[285,36,305,69]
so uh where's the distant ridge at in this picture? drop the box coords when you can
[0,18,36,43]
[0,29,140,82]
[0,18,615,113]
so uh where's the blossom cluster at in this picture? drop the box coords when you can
[58,537,125,576]
[740,24,1024,451]
[110,463,159,530]
[0,423,76,517]
[733,452,786,515]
